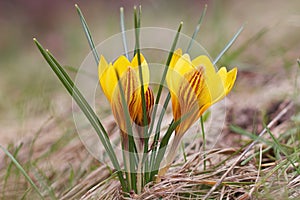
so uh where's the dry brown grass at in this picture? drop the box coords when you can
[1,69,300,199]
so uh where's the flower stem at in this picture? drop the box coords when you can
[200,116,206,170]
[136,152,143,194]
[156,135,181,182]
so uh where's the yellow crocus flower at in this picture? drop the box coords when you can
[166,49,237,136]
[98,54,154,136]
[157,49,237,181]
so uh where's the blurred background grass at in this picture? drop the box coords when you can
[0,0,299,144]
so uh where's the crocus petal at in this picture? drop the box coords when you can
[145,87,154,120]
[134,87,154,126]
[131,53,150,91]
[166,49,183,96]
[217,67,228,83]
[169,49,183,69]
[173,54,194,75]
[98,56,111,100]
[98,55,109,77]
[167,54,194,98]
[213,67,237,103]
[111,67,141,132]
[131,53,145,68]
[225,67,237,95]
[192,55,216,75]
[99,55,131,102]
[100,64,117,102]
[113,55,132,78]
[173,68,212,135]
[192,55,225,102]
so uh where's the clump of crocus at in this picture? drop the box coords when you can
[35,3,240,196]
[157,49,237,178]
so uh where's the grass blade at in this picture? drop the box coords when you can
[213,25,244,65]
[134,6,148,136]
[200,116,207,170]
[32,165,57,200]
[186,4,207,53]
[148,94,171,177]
[120,7,129,59]
[150,109,193,181]
[115,9,134,183]
[223,27,268,64]
[134,6,151,192]
[33,38,128,192]
[181,142,187,163]
[148,22,183,136]
[0,145,45,200]
[241,146,271,165]
[231,125,273,146]
[75,4,100,65]
[148,22,183,178]
[266,126,300,174]
[114,70,137,193]
[133,6,150,187]
[186,5,208,172]
[2,143,23,199]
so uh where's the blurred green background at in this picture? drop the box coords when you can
[0,0,299,144]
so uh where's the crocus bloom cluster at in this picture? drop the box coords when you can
[98,50,237,181]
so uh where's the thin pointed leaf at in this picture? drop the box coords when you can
[133,6,151,186]
[75,4,100,66]
[148,22,183,179]
[186,4,207,53]
[134,6,147,191]
[0,145,45,200]
[114,70,137,192]
[187,6,208,172]
[32,165,57,200]
[230,125,273,146]
[224,27,268,64]
[213,25,244,65]
[148,22,183,136]
[120,7,129,59]
[148,93,170,176]
[266,127,300,174]
[33,39,128,192]
[200,116,207,170]
[134,6,148,130]
[150,109,193,180]
[3,143,23,197]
